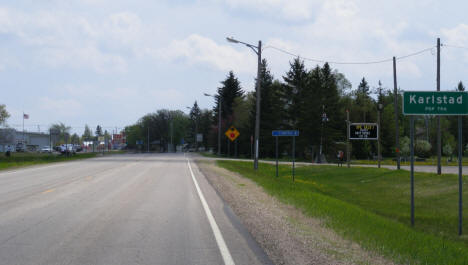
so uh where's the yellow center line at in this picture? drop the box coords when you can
[42,188,55,194]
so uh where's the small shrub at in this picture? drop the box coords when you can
[415,140,431,158]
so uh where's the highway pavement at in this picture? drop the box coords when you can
[0,153,271,265]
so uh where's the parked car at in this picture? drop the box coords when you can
[40,146,52,153]
[15,143,25,152]
[73,144,83,152]
[58,144,76,155]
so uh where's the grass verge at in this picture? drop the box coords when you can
[0,152,117,171]
[217,160,468,265]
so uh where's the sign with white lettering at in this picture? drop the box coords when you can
[403,91,468,115]
[349,123,378,140]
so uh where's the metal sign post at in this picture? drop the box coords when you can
[275,136,279,177]
[410,116,415,226]
[458,116,463,235]
[403,90,468,234]
[272,130,299,181]
[292,135,296,182]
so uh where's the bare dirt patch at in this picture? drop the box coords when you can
[195,159,398,265]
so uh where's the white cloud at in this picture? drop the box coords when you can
[220,0,322,20]
[39,45,127,73]
[0,7,130,73]
[442,24,468,46]
[39,97,83,117]
[156,34,256,74]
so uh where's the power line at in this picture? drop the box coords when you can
[442,44,468,51]
[263,45,435,65]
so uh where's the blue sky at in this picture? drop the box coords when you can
[1,0,468,135]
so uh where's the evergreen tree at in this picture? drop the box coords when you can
[214,71,243,121]
[189,101,201,148]
[249,59,283,157]
[198,109,213,151]
[213,71,243,154]
[351,78,376,159]
[282,58,308,129]
[82,124,93,141]
[458,81,465,91]
[95,125,103,137]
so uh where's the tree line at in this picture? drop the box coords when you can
[116,57,468,160]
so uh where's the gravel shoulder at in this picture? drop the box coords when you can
[195,158,398,265]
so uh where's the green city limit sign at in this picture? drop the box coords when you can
[403,91,468,115]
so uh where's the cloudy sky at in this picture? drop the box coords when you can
[1,0,468,134]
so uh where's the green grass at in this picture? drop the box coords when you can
[354,156,468,166]
[201,152,468,166]
[0,152,106,170]
[217,160,468,265]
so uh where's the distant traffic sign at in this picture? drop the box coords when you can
[349,123,378,140]
[196,133,203,142]
[225,126,240,142]
[272,130,299,137]
[403,91,468,115]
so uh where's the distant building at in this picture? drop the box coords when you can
[0,128,50,152]
[112,133,127,150]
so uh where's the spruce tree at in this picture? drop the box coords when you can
[213,71,243,154]
[282,57,308,129]
[189,101,201,147]
[82,124,93,141]
[95,125,103,137]
[249,59,283,157]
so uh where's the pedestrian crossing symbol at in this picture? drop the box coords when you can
[225,126,240,142]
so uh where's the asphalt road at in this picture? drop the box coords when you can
[0,153,271,265]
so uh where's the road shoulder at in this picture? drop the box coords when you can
[195,158,397,265]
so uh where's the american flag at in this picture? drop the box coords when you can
[23,113,29,119]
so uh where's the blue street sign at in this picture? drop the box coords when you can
[272,130,299,137]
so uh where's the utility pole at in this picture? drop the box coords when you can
[226,37,262,170]
[346,110,350,168]
[147,126,149,153]
[437,37,442,175]
[319,105,328,163]
[204,93,222,156]
[170,119,173,152]
[378,81,382,168]
[218,97,222,156]
[195,115,199,151]
[393,57,400,170]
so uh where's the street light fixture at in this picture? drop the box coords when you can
[204,93,221,156]
[226,36,262,170]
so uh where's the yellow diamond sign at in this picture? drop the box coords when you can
[225,126,240,142]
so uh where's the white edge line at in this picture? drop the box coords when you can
[187,158,235,265]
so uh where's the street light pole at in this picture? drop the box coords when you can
[227,37,262,170]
